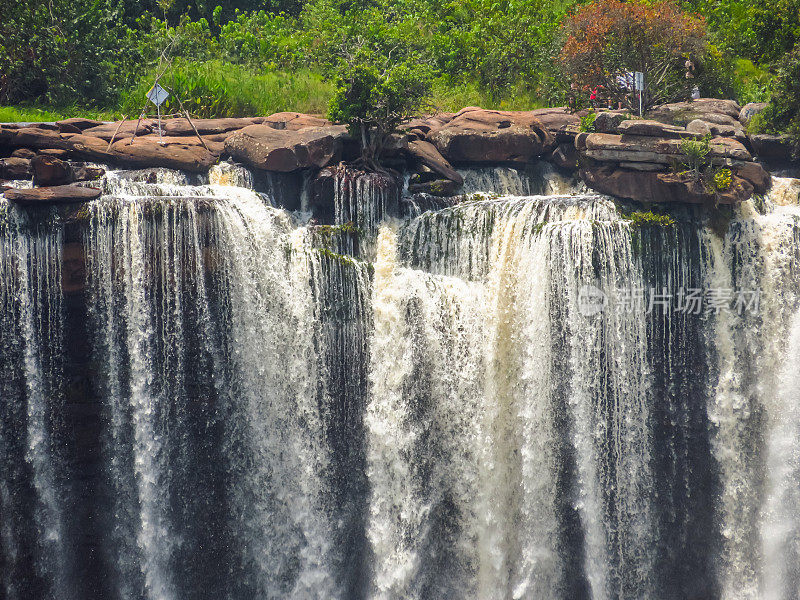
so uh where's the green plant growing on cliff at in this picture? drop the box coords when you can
[713,168,733,190]
[626,210,676,227]
[328,49,432,169]
[580,111,597,132]
[680,133,713,178]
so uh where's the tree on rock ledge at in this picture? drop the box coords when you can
[559,0,706,110]
[328,50,432,169]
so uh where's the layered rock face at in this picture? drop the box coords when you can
[1,99,796,206]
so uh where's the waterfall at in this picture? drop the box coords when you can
[3,163,800,600]
[0,202,69,599]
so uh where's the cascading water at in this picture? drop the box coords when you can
[3,163,800,600]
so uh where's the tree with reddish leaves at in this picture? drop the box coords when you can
[560,0,707,111]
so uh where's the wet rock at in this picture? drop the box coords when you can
[32,155,73,186]
[580,164,751,205]
[310,167,336,223]
[38,148,71,159]
[406,139,463,184]
[11,148,36,159]
[739,103,768,126]
[546,143,580,170]
[0,157,32,179]
[733,161,771,194]
[749,134,795,161]
[225,125,348,172]
[409,178,461,196]
[429,108,554,164]
[3,184,102,204]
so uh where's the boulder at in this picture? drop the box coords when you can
[21,122,60,131]
[406,139,463,184]
[0,157,32,179]
[429,108,554,164]
[582,133,752,163]
[81,120,155,141]
[32,155,73,186]
[546,143,580,170]
[225,125,348,172]
[686,119,744,139]
[409,178,461,196]
[57,123,83,135]
[733,161,771,194]
[749,134,795,161]
[56,118,106,131]
[263,112,330,131]
[110,138,218,172]
[593,111,633,133]
[133,134,226,155]
[73,164,105,182]
[3,184,102,205]
[530,107,581,135]
[64,134,118,163]
[38,148,70,159]
[580,164,751,205]
[163,117,265,136]
[11,148,36,159]
[616,119,687,138]
[649,99,742,121]
[0,126,69,150]
[739,103,768,126]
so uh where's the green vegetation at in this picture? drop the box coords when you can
[1,0,800,137]
[626,211,676,227]
[680,134,713,178]
[713,168,733,190]
[580,111,597,133]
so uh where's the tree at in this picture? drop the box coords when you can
[559,0,707,110]
[328,50,432,168]
[761,42,800,156]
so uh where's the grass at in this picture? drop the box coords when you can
[121,60,335,118]
[0,105,117,123]
[4,61,547,123]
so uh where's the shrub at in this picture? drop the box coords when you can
[713,168,733,190]
[560,0,707,111]
[580,111,597,132]
[680,134,713,177]
[760,42,800,155]
[328,53,432,165]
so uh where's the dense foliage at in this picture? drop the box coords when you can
[1,0,798,135]
[560,0,707,110]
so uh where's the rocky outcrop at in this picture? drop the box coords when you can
[580,165,753,205]
[739,103,768,126]
[32,155,73,186]
[263,112,330,130]
[749,134,795,162]
[429,108,554,164]
[225,124,347,172]
[647,98,742,125]
[406,140,463,185]
[3,184,102,204]
[0,157,32,179]
[163,117,264,136]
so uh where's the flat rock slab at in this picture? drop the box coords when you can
[4,184,101,205]
[81,120,156,141]
[263,112,330,131]
[110,138,218,172]
[429,108,554,163]
[616,119,688,138]
[225,125,347,171]
[583,133,752,162]
[56,118,106,131]
[581,165,752,205]
[163,117,265,136]
[0,126,69,150]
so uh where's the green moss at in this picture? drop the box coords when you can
[626,211,676,228]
